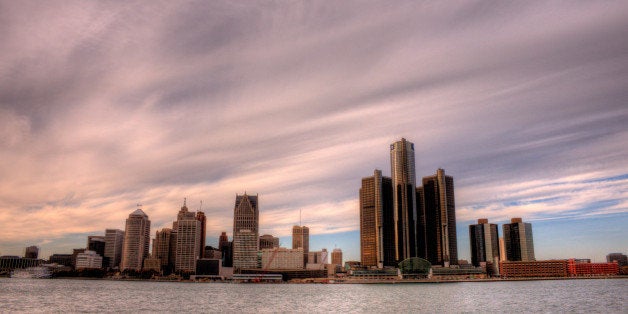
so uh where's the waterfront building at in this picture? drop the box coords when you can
[567,259,619,276]
[104,229,124,269]
[390,138,418,261]
[503,218,535,261]
[259,234,280,249]
[196,211,207,259]
[75,250,103,269]
[196,258,221,276]
[175,200,202,274]
[469,219,500,267]
[0,256,42,271]
[606,253,627,266]
[359,169,395,268]
[331,248,343,267]
[233,193,259,270]
[500,260,568,278]
[422,168,458,266]
[72,248,85,269]
[24,246,39,259]
[153,228,174,273]
[121,207,151,272]
[262,248,304,270]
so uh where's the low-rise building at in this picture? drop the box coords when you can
[75,250,103,269]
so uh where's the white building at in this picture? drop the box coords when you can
[75,250,103,269]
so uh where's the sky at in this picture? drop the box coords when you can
[1,1,627,263]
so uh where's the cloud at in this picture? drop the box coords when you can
[1,1,627,260]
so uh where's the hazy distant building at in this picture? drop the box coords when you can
[233,193,259,270]
[262,248,304,270]
[121,208,151,271]
[606,253,628,266]
[175,200,202,273]
[24,246,39,259]
[307,249,328,265]
[423,168,458,266]
[469,219,500,267]
[503,218,535,262]
[331,248,343,267]
[260,234,280,249]
[359,169,395,268]
[390,138,418,261]
[104,229,124,269]
[75,250,103,269]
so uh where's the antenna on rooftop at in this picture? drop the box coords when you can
[199,200,203,211]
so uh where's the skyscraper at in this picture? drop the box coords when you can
[423,168,458,266]
[233,193,259,270]
[153,228,174,273]
[503,218,535,261]
[219,232,232,267]
[332,248,343,267]
[292,226,309,253]
[175,200,202,273]
[121,208,151,271]
[359,169,394,267]
[196,211,207,259]
[469,219,500,267]
[390,138,417,261]
[104,229,124,269]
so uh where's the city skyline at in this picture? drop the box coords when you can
[1,2,627,262]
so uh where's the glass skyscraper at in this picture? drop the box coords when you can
[390,138,417,261]
[503,218,535,261]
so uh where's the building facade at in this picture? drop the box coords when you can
[331,248,343,267]
[262,248,304,270]
[75,250,103,269]
[292,226,309,253]
[422,168,458,266]
[153,228,174,273]
[233,193,259,270]
[104,229,124,269]
[24,246,39,259]
[121,208,151,272]
[503,218,535,261]
[390,138,418,261]
[359,169,395,268]
[196,211,206,259]
[469,219,500,267]
[175,200,202,274]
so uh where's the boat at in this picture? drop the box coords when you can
[10,267,52,279]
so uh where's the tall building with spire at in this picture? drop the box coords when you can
[469,219,500,267]
[390,138,418,261]
[175,199,202,273]
[423,168,458,266]
[196,211,207,259]
[121,207,151,271]
[503,218,535,261]
[359,169,395,267]
[233,193,259,270]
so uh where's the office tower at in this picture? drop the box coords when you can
[219,232,229,249]
[423,168,458,266]
[390,138,418,261]
[259,234,280,249]
[196,211,207,259]
[292,226,310,253]
[332,248,343,267]
[307,249,328,264]
[121,208,151,271]
[105,229,124,269]
[24,246,39,259]
[87,236,106,257]
[359,169,394,267]
[175,200,202,273]
[499,237,506,262]
[503,218,535,261]
[233,193,259,270]
[469,219,500,267]
[415,186,426,259]
[153,228,174,273]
